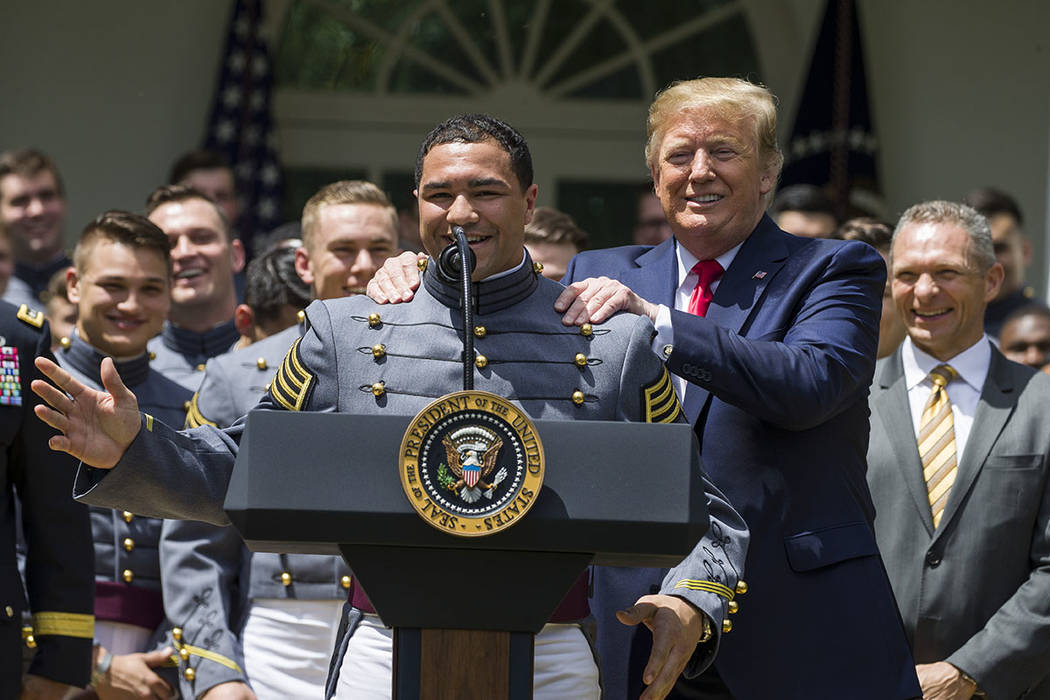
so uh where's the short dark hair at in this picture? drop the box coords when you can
[74,210,171,273]
[0,148,65,197]
[770,184,836,216]
[243,246,311,326]
[145,184,232,239]
[1002,303,1050,328]
[524,207,589,251]
[169,149,233,186]
[414,114,533,192]
[835,217,893,253]
[962,186,1023,226]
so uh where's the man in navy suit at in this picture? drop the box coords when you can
[366,78,920,699]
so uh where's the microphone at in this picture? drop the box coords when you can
[436,226,477,390]
[437,226,476,281]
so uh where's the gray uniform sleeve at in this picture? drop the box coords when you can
[160,518,249,695]
[73,300,339,525]
[618,315,750,676]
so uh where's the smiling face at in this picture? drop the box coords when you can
[68,239,170,358]
[0,170,67,263]
[891,221,1003,361]
[147,197,244,311]
[650,107,775,260]
[296,202,399,300]
[416,140,537,281]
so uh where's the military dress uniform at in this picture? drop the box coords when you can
[147,320,240,392]
[57,333,192,655]
[72,253,749,699]
[1,302,94,695]
[164,322,353,698]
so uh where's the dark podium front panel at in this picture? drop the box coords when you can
[227,411,709,568]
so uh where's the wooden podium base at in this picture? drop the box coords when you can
[394,628,534,700]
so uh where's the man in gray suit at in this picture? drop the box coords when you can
[868,200,1050,699]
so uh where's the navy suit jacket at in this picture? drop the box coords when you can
[565,216,920,699]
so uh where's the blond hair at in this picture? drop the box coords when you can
[300,180,398,250]
[645,77,783,181]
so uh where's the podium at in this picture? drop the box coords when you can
[226,410,709,699]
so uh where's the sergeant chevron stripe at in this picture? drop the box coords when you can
[185,393,217,428]
[642,367,684,423]
[270,337,314,411]
[673,579,735,600]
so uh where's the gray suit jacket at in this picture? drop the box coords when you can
[868,343,1050,699]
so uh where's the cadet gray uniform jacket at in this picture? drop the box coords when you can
[163,323,352,696]
[1,303,94,694]
[147,320,240,392]
[58,333,192,637]
[74,254,749,678]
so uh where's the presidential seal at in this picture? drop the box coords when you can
[399,390,544,537]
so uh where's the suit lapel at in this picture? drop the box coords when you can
[933,347,1016,540]
[684,217,792,421]
[873,352,935,535]
[624,238,678,306]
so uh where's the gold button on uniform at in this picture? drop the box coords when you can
[368,313,381,328]
[574,353,588,367]
[59,336,71,349]
[580,323,593,337]
[735,579,748,595]
[256,357,267,370]
[184,667,196,681]
[122,511,134,523]
[728,600,739,614]
[722,619,732,634]
[179,647,190,661]
[371,382,386,397]
[24,633,36,649]
[122,569,134,583]
[417,257,428,272]
[297,309,306,324]
[281,572,292,586]
[475,354,488,369]
[183,400,191,411]
[662,344,674,358]
[571,390,585,406]
[532,262,544,274]
[148,351,156,360]
[123,538,134,552]
[341,575,352,589]
[372,344,386,359]
[473,326,486,338]
[172,627,183,641]
[195,364,206,372]
[4,605,12,617]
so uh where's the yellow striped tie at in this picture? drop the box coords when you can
[919,364,959,528]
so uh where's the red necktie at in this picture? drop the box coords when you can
[687,259,724,317]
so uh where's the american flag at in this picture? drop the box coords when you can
[204,0,283,254]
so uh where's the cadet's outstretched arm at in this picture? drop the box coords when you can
[32,356,141,468]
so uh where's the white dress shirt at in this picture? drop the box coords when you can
[653,239,743,409]
[901,335,992,462]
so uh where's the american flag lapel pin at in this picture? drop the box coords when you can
[753,270,767,280]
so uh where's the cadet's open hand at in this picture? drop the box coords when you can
[617,594,706,700]
[367,250,425,303]
[32,356,141,469]
[555,276,659,326]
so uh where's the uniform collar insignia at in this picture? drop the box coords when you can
[422,249,539,315]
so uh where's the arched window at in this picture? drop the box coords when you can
[274,0,759,247]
